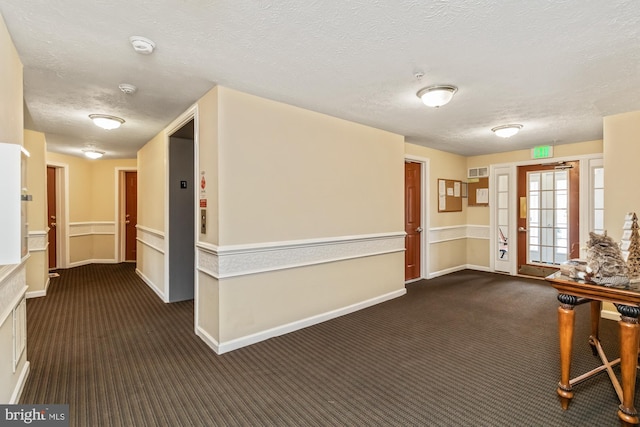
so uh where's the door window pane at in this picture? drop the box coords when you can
[497,173,510,261]
[498,175,509,191]
[592,166,604,234]
[498,192,508,208]
[527,169,571,265]
[556,191,567,209]
[542,172,554,190]
[594,189,604,209]
[594,168,604,188]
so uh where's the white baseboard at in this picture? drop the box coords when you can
[9,361,30,404]
[68,259,117,268]
[196,326,220,354]
[428,265,468,279]
[26,276,49,299]
[465,264,493,273]
[26,289,46,299]
[135,268,166,302]
[216,288,406,354]
[427,264,495,279]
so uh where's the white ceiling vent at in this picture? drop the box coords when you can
[468,167,489,179]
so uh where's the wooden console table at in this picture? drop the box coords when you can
[546,272,640,426]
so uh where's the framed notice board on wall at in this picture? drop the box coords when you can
[468,177,489,206]
[438,178,463,212]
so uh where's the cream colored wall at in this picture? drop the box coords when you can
[91,159,136,221]
[467,238,490,268]
[197,88,219,246]
[194,88,220,339]
[137,133,166,232]
[217,87,404,245]
[197,272,219,341]
[0,17,22,146]
[404,143,469,272]
[24,131,47,230]
[220,253,404,342]
[429,239,467,273]
[93,235,115,259]
[47,152,92,222]
[404,143,467,227]
[467,139,603,169]
[136,132,167,299]
[213,87,405,343]
[69,235,92,264]
[0,13,27,404]
[46,152,136,265]
[603,112,640,233]
[601,112,640,317]
[186,87,406,347]
[24,130,49,295]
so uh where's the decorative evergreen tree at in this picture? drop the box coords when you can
[627,213,640,282]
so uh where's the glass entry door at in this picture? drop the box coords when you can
[517,162,580,275]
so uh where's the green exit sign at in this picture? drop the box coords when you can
[531,145,553,159]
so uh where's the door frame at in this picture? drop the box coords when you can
[46,162,69,269]
[490,164,517,274]
[516,161,580,270]
[164,105,199,329]
[489,153,602,275]
[404,154,430,282]
[115,167,138,262]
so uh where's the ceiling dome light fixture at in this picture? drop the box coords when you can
[416,85,458,108]
[491,124,523,138]
[83,149,105,159]
[129,36,156,54]
[118,83,137,94]
[89,114,125,130]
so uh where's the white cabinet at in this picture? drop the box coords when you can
[0,142,30,264]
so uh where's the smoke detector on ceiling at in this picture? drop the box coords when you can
[119,83,137,94]
[129,36,156,54]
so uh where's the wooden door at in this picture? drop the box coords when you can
[405,162,422,280]
[47,166,57,269]
[125,171,138,261]
[517,161,580,274]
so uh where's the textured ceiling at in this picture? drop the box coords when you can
[1,1,639,159]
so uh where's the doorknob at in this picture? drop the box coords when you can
[50,215,56,220]
[416,227,423,232]
[125,220,130,224]
[50,222,56,227]
[518,227,527,232]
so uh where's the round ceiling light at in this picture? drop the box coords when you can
[129,36,156,54]
[89,114,125,130]
[83,149,104,159]
[118,83,137,94]
[416,85,458,108]
[491,124,523,138]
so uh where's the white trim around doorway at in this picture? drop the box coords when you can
[404,154,430,282]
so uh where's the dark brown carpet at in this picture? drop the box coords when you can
[20,264,635,426]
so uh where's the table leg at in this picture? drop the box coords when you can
[557,294,577,409]
[617,305,640,426]
[590,300,602,355]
